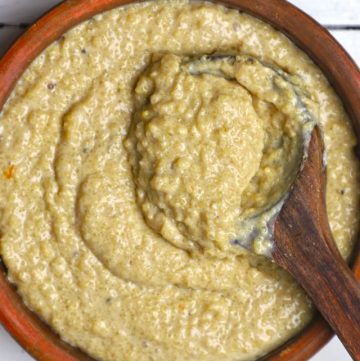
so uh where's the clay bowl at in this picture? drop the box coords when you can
[0,0,360,360]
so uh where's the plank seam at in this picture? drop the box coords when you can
[0,23,30,29]
[326,25,360,30]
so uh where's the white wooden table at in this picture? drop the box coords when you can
[0,1,359,360]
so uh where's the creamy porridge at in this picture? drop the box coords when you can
[0,1,359,361]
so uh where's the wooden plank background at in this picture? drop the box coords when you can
[290,0,360,25]
[0,0,359,24]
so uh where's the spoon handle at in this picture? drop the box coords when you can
[274,128,360,361]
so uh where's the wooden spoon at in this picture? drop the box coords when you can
[184,55,360,358]
[182,53,360,358]
[273,126,360,360]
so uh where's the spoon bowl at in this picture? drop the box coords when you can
[183,53,318,255]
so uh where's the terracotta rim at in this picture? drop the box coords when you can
[0,1,359,360]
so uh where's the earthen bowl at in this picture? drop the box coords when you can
[0,0,360,360]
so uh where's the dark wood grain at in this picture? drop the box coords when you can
[274,127,360,361]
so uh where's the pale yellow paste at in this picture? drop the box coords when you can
[125,53,317,254]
